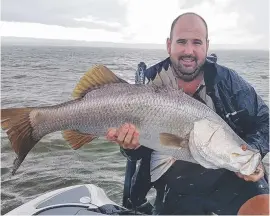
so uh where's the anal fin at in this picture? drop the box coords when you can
[62,130,97,150]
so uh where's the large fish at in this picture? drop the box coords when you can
[1,65,261,175]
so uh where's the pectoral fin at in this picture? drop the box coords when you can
[159,133,189,148]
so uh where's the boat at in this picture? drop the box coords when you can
[4,184,144,215]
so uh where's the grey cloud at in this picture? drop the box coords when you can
[228,0,269,48]
[2,0,128,32]
[176,0,268,47]
[233,0,269,36]
[177,0,216,10]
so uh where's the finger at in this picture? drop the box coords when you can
[244,168,264,182]
[106,128,118,141]
[116,123,130,144]
[254,167,264,180]
[236,172,244,179]
[131,130,140,148]
[123,127,140,150]
[123,124,136,146]
[257,162,263,170]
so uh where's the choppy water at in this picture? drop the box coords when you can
[1,45,269,214]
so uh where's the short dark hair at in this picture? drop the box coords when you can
[169,12,208,39]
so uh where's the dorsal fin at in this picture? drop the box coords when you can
[72,65,128,99]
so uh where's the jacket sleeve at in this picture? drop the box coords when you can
[241,88,269,158]
[120,145,153,161]
[229,71,269,158]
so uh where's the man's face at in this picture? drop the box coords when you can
[167,15,209,81]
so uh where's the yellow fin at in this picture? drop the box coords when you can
[159,133,189,148]
[62,130,97,150]
[72,65,128,99]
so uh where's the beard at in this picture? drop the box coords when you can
[170,55,206,82]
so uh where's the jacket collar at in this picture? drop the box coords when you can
[203,58,223,87]
[145,57,223,85]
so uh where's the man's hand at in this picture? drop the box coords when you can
[106,123,141,149]
[236,163,264,182]
[235,144,264,182]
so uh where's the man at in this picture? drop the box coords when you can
[107,12,269,215]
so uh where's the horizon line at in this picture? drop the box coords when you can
[1,36,268,51]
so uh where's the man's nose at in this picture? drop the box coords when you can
[183,42,194,55]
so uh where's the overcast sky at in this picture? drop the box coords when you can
[1,0,269,49]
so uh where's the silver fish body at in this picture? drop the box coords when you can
[1,65,261,175]
[30,83,260,174]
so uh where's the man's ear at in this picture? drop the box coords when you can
[206,39,209,52]
[166,37,171,55]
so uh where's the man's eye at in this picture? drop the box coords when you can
[177,40,186,44]
[194,40,202,45]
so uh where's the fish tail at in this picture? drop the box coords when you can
[1,107,39,175]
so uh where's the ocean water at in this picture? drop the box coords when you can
[1,45,269,214]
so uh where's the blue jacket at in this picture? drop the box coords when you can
[121,57,269,207]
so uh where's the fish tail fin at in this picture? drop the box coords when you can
[1,107,38,175]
